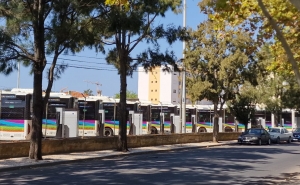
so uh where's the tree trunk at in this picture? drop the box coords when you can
[117,52,129,151]
[29,68,43,160]
[29,0,45,160]
[274,112,279,127]
[212,103,219,143]
[244,123,248,131]
[279,110,283,127]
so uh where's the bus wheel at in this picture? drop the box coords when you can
[151,127,158,134]
[198,127,207,133]
[104,128,113,136]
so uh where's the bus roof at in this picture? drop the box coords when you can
[77,96,138,104]
[0,90,30,96]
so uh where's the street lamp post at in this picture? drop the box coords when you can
[81,93,86,138]
[181,0,187,134]
[113,98,116,135]
[159,101,163,134]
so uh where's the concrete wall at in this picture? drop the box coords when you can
[0,132,240,159]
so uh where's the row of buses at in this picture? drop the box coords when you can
[0,89,296,140]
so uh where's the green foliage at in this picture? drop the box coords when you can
[0,0,98,159]
[0,1,97,77]
[88,0,184,150]
[84,89,94,96]
[114,90,137,99]
[89,0,184,75]
[199,0,300,85]
[185,20,258,106]
[227,82,258,130]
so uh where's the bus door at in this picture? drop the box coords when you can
[128,110,134,135]
[192,115,196,133]
[98,109,105,137]
[160,111,164,134]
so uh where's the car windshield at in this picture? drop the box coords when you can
[245,129,261,134]
[293,128,300,132]
[269,128,280,133]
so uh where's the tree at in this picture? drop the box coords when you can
[249,43,299,127]
[90,0,183,151]
[199,0,300,87]
[84,89,94,96]
[114,90,137,99]
[227,82,258,131]
[256,73,292,127]
[0,1,95,160]
[185,20,258,142]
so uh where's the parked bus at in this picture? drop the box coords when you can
[77,97,101,137]
[103,98,138,136]
[0,90,31,140]
[78,96,141,136]
[137,102,151,134]
[42,93,77,137]
[150,104,177,134]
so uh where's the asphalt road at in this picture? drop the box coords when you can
[1,142,300,185]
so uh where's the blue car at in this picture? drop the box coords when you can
[292,128,300,141]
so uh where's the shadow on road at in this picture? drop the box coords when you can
[0,144,299,185]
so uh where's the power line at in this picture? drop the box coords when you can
[47,56,109,65]
[51,63,151,73]
[54,53,106,60]
[49,63,118,71]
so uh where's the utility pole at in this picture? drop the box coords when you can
[81,93,86,138]
[17,62,20,88]
[181,0,186,133]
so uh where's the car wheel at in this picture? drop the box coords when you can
[267,138,271,145]
[287,137,292,143]
[258,139,262,145]
[276,137,280,144]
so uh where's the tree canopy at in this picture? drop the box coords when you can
[88,0,184,151]
[114,90,137,99]
[0,0,95,160]
[185,20,258,142]
[199,0,300,86]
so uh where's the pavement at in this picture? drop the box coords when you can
[0,140,236,172]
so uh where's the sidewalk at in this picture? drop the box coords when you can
[0,140,236,172]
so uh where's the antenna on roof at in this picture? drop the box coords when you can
[84,80,102,96]
[60,87,68,92]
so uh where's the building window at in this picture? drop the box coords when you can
[151,81,153,83]
[173,90,176,93]
[151,98,153,101]
[173,73,177,75]
[155,81,157,83]
[151,90,153,92]
[155,89,157,92]
[155,98,157,101]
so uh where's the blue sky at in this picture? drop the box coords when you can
[0,0,207,97]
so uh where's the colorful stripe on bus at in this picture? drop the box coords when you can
[0,120,24,132]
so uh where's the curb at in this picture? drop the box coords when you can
[0,141,237,172]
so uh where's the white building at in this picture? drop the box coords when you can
[138,66,180,105]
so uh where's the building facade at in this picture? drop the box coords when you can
[138,66,180,105]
